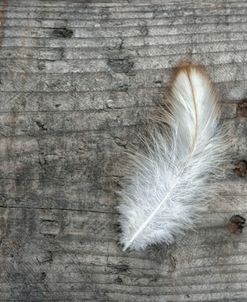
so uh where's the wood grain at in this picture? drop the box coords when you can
[0,0,246,301]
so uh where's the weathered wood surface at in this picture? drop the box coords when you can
[0,0,246,301]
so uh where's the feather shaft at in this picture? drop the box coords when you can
[123,181,177,251]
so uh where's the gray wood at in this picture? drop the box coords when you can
[0,0,246,301]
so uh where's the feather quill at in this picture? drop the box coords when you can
[118,63,227,251]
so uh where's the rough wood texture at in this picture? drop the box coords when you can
[0,0,246,301]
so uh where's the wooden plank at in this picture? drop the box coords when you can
[0,0,246,301]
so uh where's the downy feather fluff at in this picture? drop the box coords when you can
[118,63,227,251]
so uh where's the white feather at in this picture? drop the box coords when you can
[118,64,227,251]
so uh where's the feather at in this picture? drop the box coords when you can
[118,63,227,251]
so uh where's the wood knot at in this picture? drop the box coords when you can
[233,160,247,177]
[227,215,246,234]
[236,101,247,118]
[52,27,73,38]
